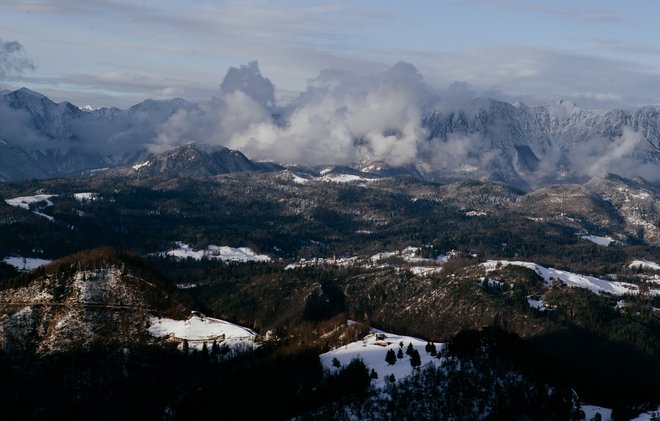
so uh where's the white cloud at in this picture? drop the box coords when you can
[571,128,658,181]
[153,61,432,166]
[0,38,35,79]
[407,46,660,109]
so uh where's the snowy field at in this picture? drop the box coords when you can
[629,260,660,271]
[281,169,379,185]
[5,194,58,221]
[409,266,442,276]
[4,194,57,210]
[132,160,152,171]
[581,405,612,421]
[483,260,652,296]
[73,192,98,202]
[148,314,257,351]
[320,324,443,388]
[287,171,310,184]
[630,405,660,421]
[370,246,446,264]
[322,323,660,418]
[285,246,446,276]
[320,173,377,184]
[580,404,660,421]
[159,242,270,262]
[576,233,616,246]
[527,297,544,309]
[2,256,52,271]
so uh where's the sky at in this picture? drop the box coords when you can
[2,0,660,109]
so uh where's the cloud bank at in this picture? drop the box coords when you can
[152,61,434,166]
[149,61,659,185]
[0,59,657,186]
[0,38,34,79]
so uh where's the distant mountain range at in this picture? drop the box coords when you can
[0,88,192,181]
[0,87,658,189]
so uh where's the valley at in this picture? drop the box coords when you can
[0,143,658,419]
[3,2,660,418]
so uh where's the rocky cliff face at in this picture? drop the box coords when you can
[420,99,659,189]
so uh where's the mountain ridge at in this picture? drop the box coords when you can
[0,248,192,354]
[104,143,282,180]
[0,87,658,188]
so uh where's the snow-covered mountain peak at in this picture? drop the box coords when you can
[14,86,47,99]
[5,87,55,111]
[546,99,581,120]
[0,87,658,187]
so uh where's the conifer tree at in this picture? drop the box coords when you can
[385,349,397,365]
[397,348,404,359]
[406,342,414,356]
[410,349,422,369]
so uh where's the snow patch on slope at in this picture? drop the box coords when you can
[483,260,646,296]
[131,160,151,171]
[148,314,257,351]
[581,405,612,421]
[409,266,442,276]
[630,260,660,271]
[2,256,52,271]
[73,192,98,202]
[290,174,310,184]
[4,194,58,221]
[371,246,443,264]
[576,233,617,246]
[321,325,443,388]
[285,256,359,270]
[527,297,545,310]
[320,174,378,183]
[285,246,447,275]
[5,194,57,210]
[160,242,270,262]
[630,404,660,421]
[466,210,488,217]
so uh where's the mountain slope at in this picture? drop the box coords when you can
[0,138,51,181]
[103,143,281,179]
[420,98,659,188]
[515,174,659,244]
[0,249,191,353]
[0,88,194,180]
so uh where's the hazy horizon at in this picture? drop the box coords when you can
[3,1,660,109]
